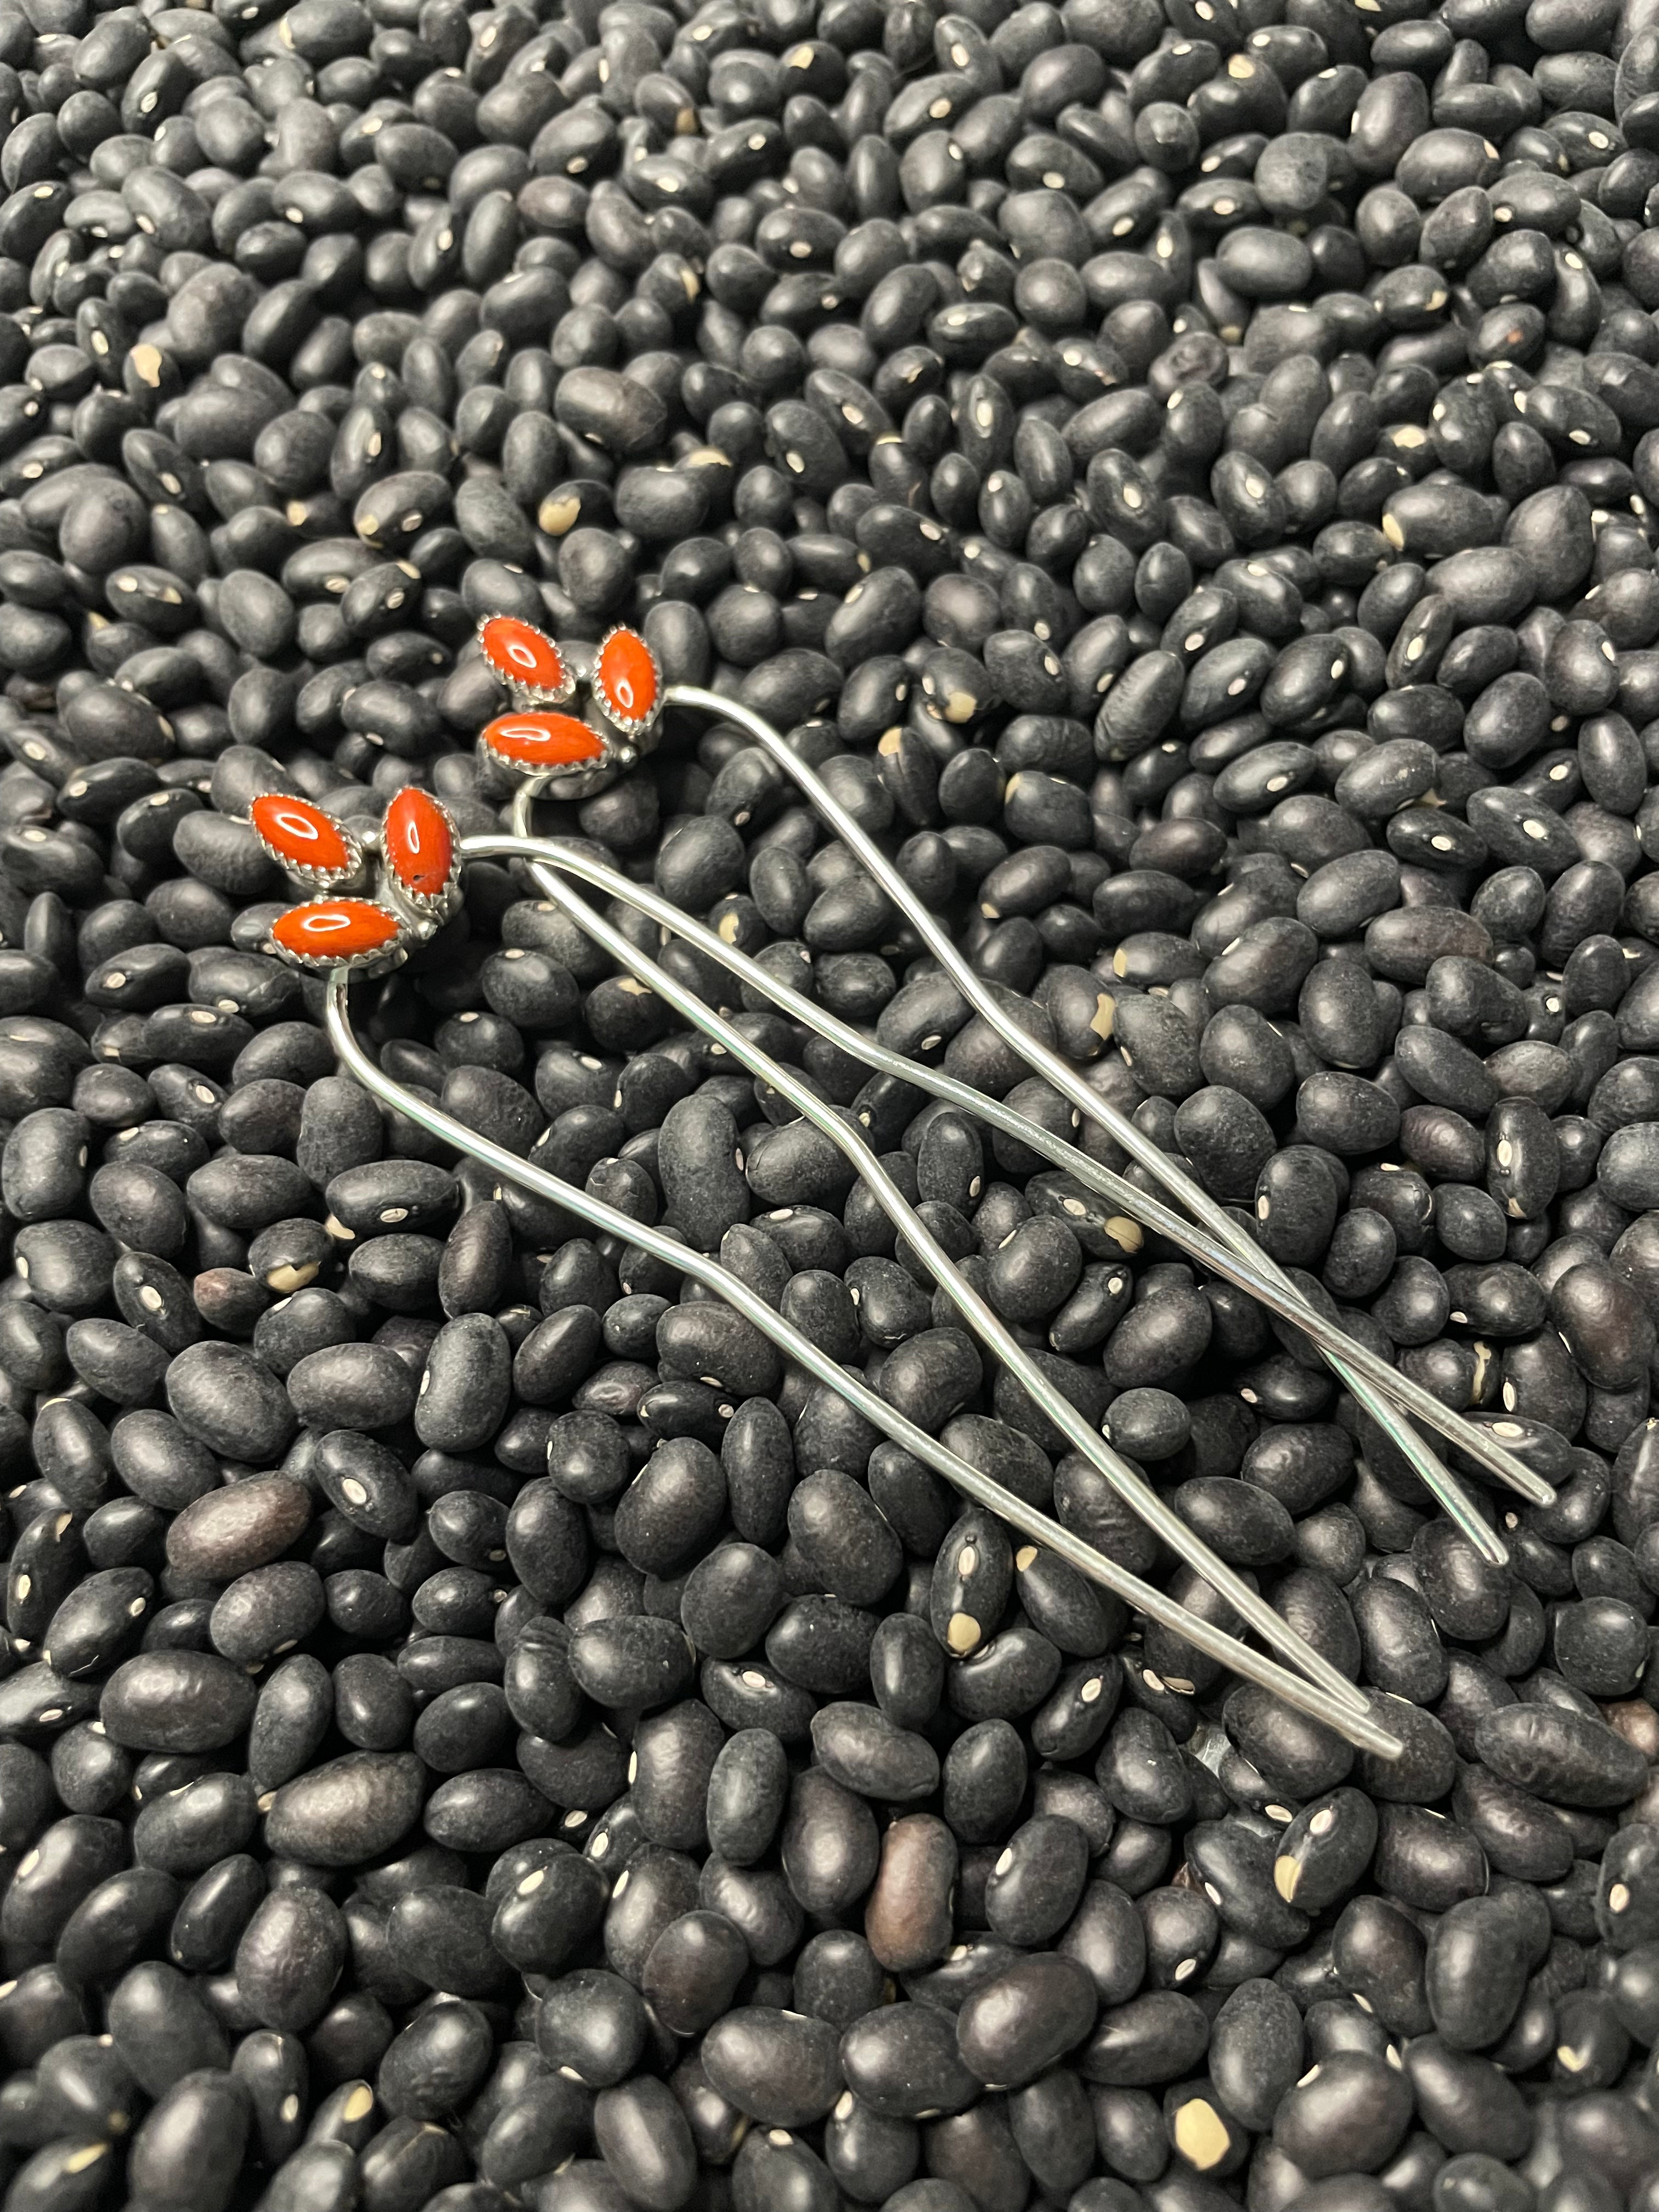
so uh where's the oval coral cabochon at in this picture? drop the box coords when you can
[250,794,358,876]
[479,615,569,698]
[383,788,455,902]
[593,627,661,730]
[479,710,605,768]
[270,899,402,965]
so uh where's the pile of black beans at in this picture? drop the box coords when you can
[16,0,1659,2203]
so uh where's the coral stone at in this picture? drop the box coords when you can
[480,710,605,768]
[250,794,358,877]
[383,788,455,902]
[594,627,661,729]
[270,899,402,966]
[479,615,568,697]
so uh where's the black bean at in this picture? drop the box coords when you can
[108,1962,229,2097]
[133,1769,257,1877]
[171,1853,266,1974]
[44,1858,173,1990]
[780,1768,878,1917]
[700,2006,842,2129]
[1201,1977,1305,2138]
[100,1650,256,1753]
[532,1969,643,2093]
[1403,2038,1532,2164]
[1475,1704,1650,1809]
[789,1468,903,1605]
[613,1438,726,1576]
[840,2001,980,2121]
[263,1753,427,1866]
[568,1616,696,1712]
[126,2070,249,2212]
[1333,1894,1432,2036]
[587,2075,696,2210]
[1272,2049,1414,2181]
[862,1812,953,1976]
[955,1951,1098,2090]
[228,1887,346,2032]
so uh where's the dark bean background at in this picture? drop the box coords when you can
[5,0,1659,2207]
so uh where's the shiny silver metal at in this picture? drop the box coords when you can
[486,818,1366,1724]
[321,968,1404,1760]
[266,636,1554,1770]
[660,686,1549,1566]
[487,810,1554,1519]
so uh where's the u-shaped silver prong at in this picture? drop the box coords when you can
[479,810,1554,1527]
[472,818,1370,1725]
[661,686,1550,1566]
[321,972,1405,1761]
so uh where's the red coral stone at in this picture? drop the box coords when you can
[382,788,455,902]
[250,794,357,876]
[480,710,605,769]
[270,899,402,966]
[479,616,569,697]
[594,627,661,730]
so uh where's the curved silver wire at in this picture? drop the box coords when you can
[663,686,1544,1566]
[321,972,1404,1758]
[486,809,1554,1520]
[479,820,1366,1722]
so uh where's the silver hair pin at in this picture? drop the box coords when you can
[253,768,1400,1748]
[318,970,1401,1759]
[255,819,1398,1746]
[470,629,1549,1548]
[661,684,1554,1566]
[484,816,1555,1532]
[249,619,1549,1757]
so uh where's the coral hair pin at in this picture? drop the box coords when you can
[477,615,574,706]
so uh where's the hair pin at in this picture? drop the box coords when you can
[662,679,1554,1567]
[254,613,1567,1759]
[313,959,1405,1763]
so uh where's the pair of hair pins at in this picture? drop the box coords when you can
[246,616,1560,1763]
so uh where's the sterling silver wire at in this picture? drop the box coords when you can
[481,821,1368,1724]
[659,685,1550,1567]
[322,970,1404,1761]
[486,808,1555,1520]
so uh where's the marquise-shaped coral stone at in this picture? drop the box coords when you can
[480,710,604,768]
[479,615,567,696]
[270,900,401,965]
[250,794,356,875]
[594,627,661,729]
[383,788,454,901]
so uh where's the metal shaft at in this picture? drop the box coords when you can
[665,686,1539,1564]
[484,818,1371,1722]
[321,973,1404,1759]
[481,815,1553,1519]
